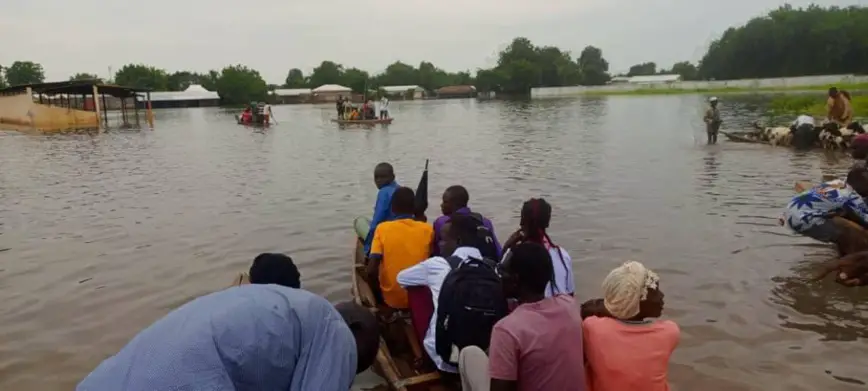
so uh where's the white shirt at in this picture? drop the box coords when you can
[501,244,574,297]
[395,246,482,373]
[380,97,389,110]
[793,115,815,127]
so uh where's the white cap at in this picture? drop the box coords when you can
[709,97,719,102]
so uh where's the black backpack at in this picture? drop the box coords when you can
[435,254,508,366]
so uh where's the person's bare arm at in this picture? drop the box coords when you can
[813,251,868,281]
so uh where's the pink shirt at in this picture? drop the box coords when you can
[582,317,680,391]
[489,295,586,391]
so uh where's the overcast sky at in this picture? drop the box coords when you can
[0,0,857,84]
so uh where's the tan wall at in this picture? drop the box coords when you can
[0,93,98,131]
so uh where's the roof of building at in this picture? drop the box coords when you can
[0,80,149,98]
[628,74,681,83]
[436,85,477,94]
[136,84,220,101]
[380,85,424,93]
[273,88,312,96]
[312,84,351,93]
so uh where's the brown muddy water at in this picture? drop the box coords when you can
[1,96,866,391]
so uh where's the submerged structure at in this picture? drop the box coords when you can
[0,80,153,132]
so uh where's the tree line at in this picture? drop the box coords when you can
[1,4,863,99]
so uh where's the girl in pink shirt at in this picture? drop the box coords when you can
[582,261,680,391]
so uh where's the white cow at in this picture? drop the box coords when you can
[763,127,792,146]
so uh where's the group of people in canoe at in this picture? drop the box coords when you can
[781,140,868,286]
[237,101,273,126]
[75,161,681,391]
[336,95,390,121]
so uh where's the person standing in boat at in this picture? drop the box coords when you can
[367,186,433,309]
[432,185,501,258]
[703,97,722,145]
[76,285,380,391]
[379,96,390,119]
[363,162,399,255]
[336,95,344,119]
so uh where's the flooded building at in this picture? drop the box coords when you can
[138,84,220,109]
[272,88,312,104]
[380,85,426,100]
[436,85,477,99]
[627,74,682,85]
[311,84,352,103]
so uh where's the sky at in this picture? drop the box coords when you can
[0,0,858,85]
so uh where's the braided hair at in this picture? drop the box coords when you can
[519,198,568,295]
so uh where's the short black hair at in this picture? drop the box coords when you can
[506,242,554,294]
[829,87,839,96]
[375,162,394,175]
[520,198,552,237]
[445,185,469,207]
[391,187,416,214]
[450,213,498,260]
[249,253,301,288]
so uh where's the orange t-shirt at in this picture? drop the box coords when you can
[371,218,433,309]
[583,316,680,391]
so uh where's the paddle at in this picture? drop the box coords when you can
[414,159,429,222]
[268,107,278,125]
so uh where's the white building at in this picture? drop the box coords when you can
[137,84,220,108]
[311,84,353,102]
[379,85,425,99]
[627,74,682,84]
[272,88,312,104]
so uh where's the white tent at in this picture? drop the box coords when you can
[312,84,352,93]
[138,84,220,102]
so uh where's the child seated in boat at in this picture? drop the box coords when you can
[367,187,433,310]
[781,167,868,253]
[349,108,360,120]
[240,107,252,123]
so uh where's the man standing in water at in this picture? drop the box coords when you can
[364,162,399,255]
[826,87,853,126]
[703,97,722,144]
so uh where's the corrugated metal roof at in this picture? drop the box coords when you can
[135,84,219,101]
[436,85,476,94]
[273,88,312,96]
[380,85,424,92]
[312,84,351,93]
[628,74,681,83]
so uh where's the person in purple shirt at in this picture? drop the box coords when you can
[432,185,502,258]
[364,162,399,255]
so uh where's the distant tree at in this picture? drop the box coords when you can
[167,71,207,91]
[5,61,45,86]
[283,68,307,88]
[377,61,418,86]
[200,70,220,91]
[627,62,657,76]
[69,73,103,83]
[215,65,268,105]
[114,64,169,90]
[0,67,6,89]
[341,68,370,94]
[576,46,610,86]
[308,61,344,87]
[669,61,699,80]
[474,68,508,92]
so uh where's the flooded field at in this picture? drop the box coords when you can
[0,95,865,390]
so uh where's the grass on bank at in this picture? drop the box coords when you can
[768,94,868,117]
[581,82,868,96]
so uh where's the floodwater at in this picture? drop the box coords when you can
[1,96,866,391]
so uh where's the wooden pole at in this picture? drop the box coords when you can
[92,85,103,132]
[133,94,140,127]
[146,92,154,128]
[101,93,109,128]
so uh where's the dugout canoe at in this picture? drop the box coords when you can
[332,118,394,125]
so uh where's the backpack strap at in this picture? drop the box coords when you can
[467,256,498,270]
[446,255,464,270]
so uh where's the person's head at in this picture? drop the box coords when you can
[390,186,415,215]
[448,213,498,260]
[333,301,379,374]
[520,198,552,242]
[499,242,554,301]
[601,261,664,321]
[373,162,395,189]
[441,185,469,215]
[829,87,839,98]
[248,253,301,288]
[709,97,718,107]
[847,166,868,197]
[851,134,868,160]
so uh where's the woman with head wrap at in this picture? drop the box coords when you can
[581,261,680,391]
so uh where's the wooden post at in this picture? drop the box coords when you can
[133,94,140,127]
[25,87,35,130]
[101,93,109,128]
[92,85,102,131]
[146,92,154,128]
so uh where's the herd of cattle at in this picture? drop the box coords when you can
[754,122,866,149]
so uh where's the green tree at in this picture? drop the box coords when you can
[377,61,418,86]
[200,70,220,91]
[167,71,207,91]
[284,68,307,88]
[0,67,6,89]
[669,61,698,80]
[69,73,103,83]
[698,5,868,79]
[215,65,268,105]
[341,68,370,94]
[5,61,45,86]
[308,61,344,87]
[114,64,169,90]
[576,46,611,86]
[475,68,508,92]
[627,62,657,76]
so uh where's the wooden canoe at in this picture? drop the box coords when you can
[352,217,444,391]
[792,178,868,255]
[332,118,394,125]
[720,131,768,144]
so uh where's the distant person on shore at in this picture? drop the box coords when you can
[76,286,379,391]
[826,87,853,127]
[432,185,501,258]
[364,162,399,255]
[789,114,818,150]
[380,96,390,119]
[703,97,722,144]
[581,261,679,391]
[501,198,574,296]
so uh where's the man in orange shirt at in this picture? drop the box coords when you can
[367,186,434,309]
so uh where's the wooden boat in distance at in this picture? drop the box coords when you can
[332,118,394,125]
[720,131,768,144]
[352,217,444,391]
